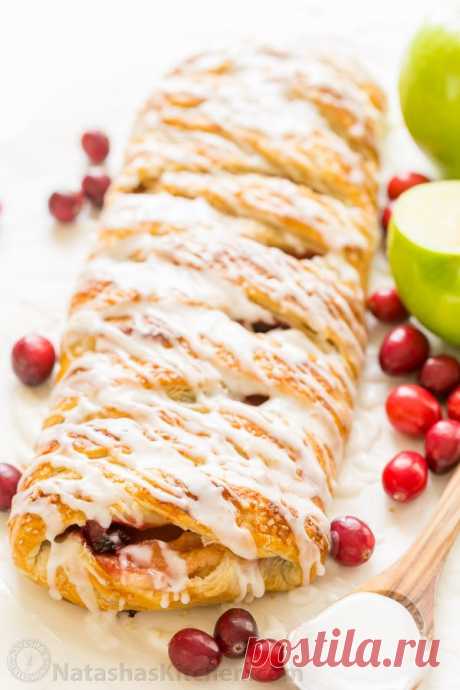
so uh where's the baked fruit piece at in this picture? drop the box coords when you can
[9,45,385,611]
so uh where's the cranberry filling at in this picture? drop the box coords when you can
[251,320,290,333]
[82,520,184,555]
[243,394,269,406]
[83,521,132,554]
[286,248,317,260]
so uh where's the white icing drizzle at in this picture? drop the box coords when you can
[47,536,98,611]
[102,187,367,258]
[172,45,382,147]
[15,226,358,594]
[78,229,365,372]
[234,559,265,602]
[118,541,188,597]
[126,43,384,204]
[125,47,379,199]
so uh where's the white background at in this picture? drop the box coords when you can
[0,0,459,688]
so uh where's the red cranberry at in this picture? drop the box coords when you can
[419,355,460,396]
[81,130,110,164]
[12,335,56,386]
[0,463,22,510]
[82,173,111,208]
[447,387,460,422]
[368,287,408,323]
[242,638,286,682]
[168,628,221,677]
[381,206,392,232]
[48,191,83,223]
[386,384,442,437]
[379,324,429,375]
[425,420,460,474]
[83,521,132,554]
[387,172,430,200]
[214,608,258,658]
[382,451,428,502]
[330,516,375,567]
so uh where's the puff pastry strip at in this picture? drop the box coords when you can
[9,45,385,611]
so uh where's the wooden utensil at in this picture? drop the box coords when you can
[358,462,460,638]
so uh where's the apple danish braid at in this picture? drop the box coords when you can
[9,45,385,611]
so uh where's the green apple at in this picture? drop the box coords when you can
[388,181,460,345]
[399,23,460,177]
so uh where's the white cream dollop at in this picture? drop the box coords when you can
[287,592,430,690]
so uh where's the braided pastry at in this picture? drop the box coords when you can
[9,45,385,611]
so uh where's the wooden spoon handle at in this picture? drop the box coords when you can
[362,462,460,635]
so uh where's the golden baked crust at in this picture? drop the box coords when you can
[9,45,385,611]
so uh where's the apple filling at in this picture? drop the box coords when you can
[79,520,225,594]
[249,320,290,333]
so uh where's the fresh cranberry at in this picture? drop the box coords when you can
[83,521,132,554]
[425,420,460,474]
[12,335,56,386]
[48,191,83,223]
[387,172,430,200]
[168,628,221,677]
[330,516,375,567]
[382,451,428,502]
[243,638,286,682]
[0,463,22,510]
[447,387,460,422]
[381,206,392,232]
[386,384,442,437]
[419,355,460,396]
[214,608,258,658]
[368,287,408,323]
[81,130,110,164]
[82,173,111,208]
[379,324,429,375]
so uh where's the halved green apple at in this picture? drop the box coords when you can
[388,181,460,346]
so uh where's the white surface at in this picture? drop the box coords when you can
[1,0,459,688]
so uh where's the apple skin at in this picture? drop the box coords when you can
[388,220,460,346]
[399,25,460,178]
